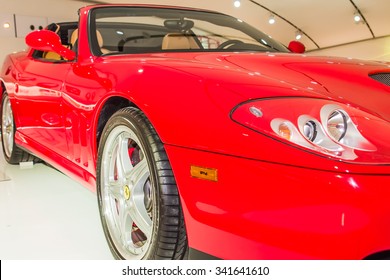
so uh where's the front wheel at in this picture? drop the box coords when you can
[97,107,187,259]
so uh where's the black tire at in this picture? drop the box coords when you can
[96,107,188,259]
[1,92,36,164]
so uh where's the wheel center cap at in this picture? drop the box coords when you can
[123,185,131,200]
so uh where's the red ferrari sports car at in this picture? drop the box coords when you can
[1,4,390,260]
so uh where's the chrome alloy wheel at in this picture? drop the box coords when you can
[100,125,154,259]
[2,95,14,158]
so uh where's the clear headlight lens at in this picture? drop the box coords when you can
[326,109,347,141]
[231,97,390,163]
[303,120,317,141]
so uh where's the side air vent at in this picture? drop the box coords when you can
[370,73,390,86]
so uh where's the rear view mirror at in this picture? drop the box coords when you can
[288,41,306,54]
[164,19,194,31]
[26,30,76,61]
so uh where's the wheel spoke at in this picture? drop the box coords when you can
[113,133,133,183]
[128,158,152,238]
[129,158,149,193]
[118,201,132,247]
[107,180,122,201]
[107,197,127,248]
[129,192,152,239]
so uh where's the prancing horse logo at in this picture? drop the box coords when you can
[124,185,131,200]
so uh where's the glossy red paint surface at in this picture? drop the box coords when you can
[165,145,390,259]
[1,4,390,259]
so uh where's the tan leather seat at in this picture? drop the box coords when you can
[70,29,109,54]
[70,28,78,49]
[43,51,63,60]
[162,33,200,50]
[96,30,110,54]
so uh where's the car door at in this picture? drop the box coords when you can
[13,53,71,156]
[61,62,111,175]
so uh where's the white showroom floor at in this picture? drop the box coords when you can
[0,147,114,259]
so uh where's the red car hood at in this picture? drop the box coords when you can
[225,53,390,119]
[172,53,390,121]
[109,52,390,120]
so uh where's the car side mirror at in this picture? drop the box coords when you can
[26,30,76,61]
[288,41,305,54]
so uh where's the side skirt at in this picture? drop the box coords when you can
[188,248,221,260]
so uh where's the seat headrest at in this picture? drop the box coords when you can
[70,29,103,48]
[96,30,104,48]
[162,33,199,50]
[70,29,78,47]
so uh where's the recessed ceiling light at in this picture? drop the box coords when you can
[354,12,362,22]
[268,14,276,25]
[295,30,302,40]
[234,0,241,8]
[3,22,10,29]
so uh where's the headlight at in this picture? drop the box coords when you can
[326,109,347,141]
[231,97,390,163]
[302,119,317,141]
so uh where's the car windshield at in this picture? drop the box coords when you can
[89,6,289,55]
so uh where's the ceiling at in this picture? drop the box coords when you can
[72,0,390,51]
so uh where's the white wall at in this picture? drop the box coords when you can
[0,0,82,65]
[309,36,390,62]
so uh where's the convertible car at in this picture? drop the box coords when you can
[1,4,390,260]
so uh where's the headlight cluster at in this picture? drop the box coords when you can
[231,97,390,163]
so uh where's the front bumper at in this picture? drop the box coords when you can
[166,145,390,259]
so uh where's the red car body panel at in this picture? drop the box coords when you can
[166,145,390,259]
[1,4,390,259]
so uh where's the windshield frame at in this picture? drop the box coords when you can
[88,6,290,56]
